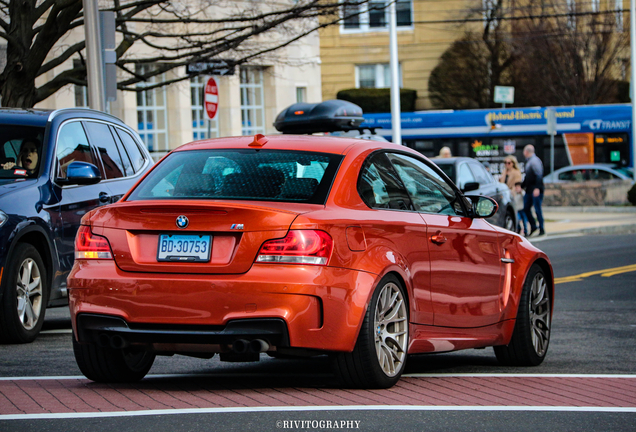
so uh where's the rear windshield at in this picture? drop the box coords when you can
[127,149,343,204]
[0,125,46,179]
[435,163,455,181]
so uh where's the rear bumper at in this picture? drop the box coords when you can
[76,313,289,346]
[68,261,377,352]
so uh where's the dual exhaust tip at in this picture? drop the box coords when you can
[232,339,269,354]
[97,334,270,354]
[98,333,128,350]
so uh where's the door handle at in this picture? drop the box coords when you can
[99,192,111,203]
[430,232,447,245]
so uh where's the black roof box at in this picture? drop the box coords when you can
[273,100,364,134]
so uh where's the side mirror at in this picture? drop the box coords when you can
[465,195,498,219]
[461,181,480,193]
[59,161,101,185]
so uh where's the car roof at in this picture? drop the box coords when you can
[430,157,474,165]
[0,109,51,126]
[173,134,408,155]
[555,164,624,173]
[0,107,128,128]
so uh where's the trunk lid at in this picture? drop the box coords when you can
[88,200,318,274]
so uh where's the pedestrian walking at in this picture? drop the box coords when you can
[514,182,529,235]
[521,144,545,236]
[437,146,452,158]
[500,155,522,191]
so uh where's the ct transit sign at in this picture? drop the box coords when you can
[204,77,219,121]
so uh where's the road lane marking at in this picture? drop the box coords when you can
[2,405,636,420]
[40,329,73,335]
[555,263,636,284]
[2,373,635,381]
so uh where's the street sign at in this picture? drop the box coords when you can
[187,60,235,76]
[204,77,219,121]
[494,86,515,104]
[546,108,557,136]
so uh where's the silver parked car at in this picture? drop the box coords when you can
[432,157,517,231]
[543,164,634,183]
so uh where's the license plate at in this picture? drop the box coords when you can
[157,234,211,262]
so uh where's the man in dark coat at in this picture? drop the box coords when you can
[521,144,545,236]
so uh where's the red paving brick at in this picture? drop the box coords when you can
[0,375,635,416]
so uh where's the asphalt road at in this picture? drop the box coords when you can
[1,232,635,431]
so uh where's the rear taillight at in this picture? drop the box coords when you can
[256,230,333,266]
[75,225,113,259]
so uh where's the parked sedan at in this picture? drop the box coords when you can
[0,108,152,343]
[68,135,553,388]
[432,157,517,231]
[543,164,634,183]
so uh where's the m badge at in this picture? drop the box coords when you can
[230,224,244,230]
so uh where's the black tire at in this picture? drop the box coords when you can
[332,275,409,389]
[73,337,155,382]
[495,264,551,366]
[0,243,49,343]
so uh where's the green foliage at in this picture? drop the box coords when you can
[428,34,496,109]
[628,182,636,206]
[337,88,417,113]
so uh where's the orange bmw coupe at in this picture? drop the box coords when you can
[68,134,553,388]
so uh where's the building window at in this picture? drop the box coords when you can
[566,0,576,29]
[591,0,600,12]
[615,0,623,32]
[136,65,168,152]
[355,63,402,88]
[482,0,499,28]
[73,59,88,107]
[341,0,412,32]
[191,76,219,140]
[296,86,307,103]
[240,67,265,136]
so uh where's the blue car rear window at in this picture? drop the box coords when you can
[128,149,342,204]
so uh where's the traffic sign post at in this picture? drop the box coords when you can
[546,108,557,175]
[204,76,219,122]
[494,86,514,108]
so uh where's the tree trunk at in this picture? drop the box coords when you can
[0,59,38,108]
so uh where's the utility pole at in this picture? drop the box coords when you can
[388,1,402,145]
[83,0,105,111]
[631,0,636,181]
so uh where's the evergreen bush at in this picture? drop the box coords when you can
[337,88,417,113]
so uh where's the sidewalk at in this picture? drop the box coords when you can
[530,206,636,241]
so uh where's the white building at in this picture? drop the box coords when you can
[32,8,322,159]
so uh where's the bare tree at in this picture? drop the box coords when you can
[428,0,515,109]
[511,1,629,106]
[0,0,370,108]
[428,0,628,109]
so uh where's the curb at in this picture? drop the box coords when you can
[543,206,636,213]
[530,223,636,242]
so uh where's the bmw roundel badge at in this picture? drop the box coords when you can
[176,215,189,229]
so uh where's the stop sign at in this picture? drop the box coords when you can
[204,77,219,120]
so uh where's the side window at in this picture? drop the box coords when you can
[358,152,412,210]
[456,163,476,190]
[110,126,134,176]
[388,153,466,216]
[84,122,126,179]
[593,169,617,180]
[115,129,147,173]
[56,122,96,180]
[469,162,492,185]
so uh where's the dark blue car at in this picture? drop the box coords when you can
[0,108,152,343]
